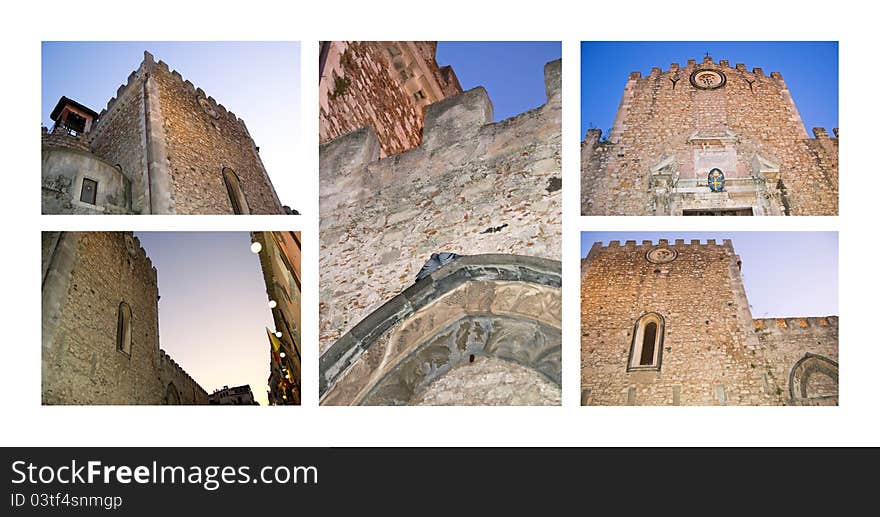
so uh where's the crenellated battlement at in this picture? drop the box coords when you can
[121,232,158,284]
[628,56,784,82]
[158,349,209,396]
[591,238,735,250]
[151,52,251,132]
[812,127,839,140]
[91,51,251,140]
[322,59,560,174]
[754,316,839,331]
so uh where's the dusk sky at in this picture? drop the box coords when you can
[135,232,274,406]
[42,41,302,210]
[580,41,839,138]
[581,232,838,318]
[437,41,560,122]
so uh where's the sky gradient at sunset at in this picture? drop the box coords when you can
[135,232,274,405]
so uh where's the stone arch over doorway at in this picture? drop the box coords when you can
[788,353,838,406]
[320,254,561,405]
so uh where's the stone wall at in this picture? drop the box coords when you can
[580,239,839,405]
[319,41,462,158]
[42,232,164,405]
[41,147,131,214]
[319,60,562,354]
[149,54,283,214]
[41,127,90,152]
[580,239,778,406]
[159,350,209,405]
[581,57,838,215]
[754,316,839,404]
[88,67,151,214]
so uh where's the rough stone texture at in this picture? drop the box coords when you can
[754,317,839,404]
[581,57,838,215]
[42,51,284,214]
[319,60,562,354]
[42,232,208,405]
[41,147,131,214]
[412,357,561,406]
[319,42,462,158]
[580,239,838,406]
[151,58,282,214]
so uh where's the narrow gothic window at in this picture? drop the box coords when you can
[80,178,98,205]
[628,313,664,371]
[222,167,249,215]
[116,302,132,356]
[640,322,657,365]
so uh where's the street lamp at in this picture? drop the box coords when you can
[268,300,277,309]
[250,242,262,254]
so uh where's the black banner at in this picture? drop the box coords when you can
[1,448,871,514]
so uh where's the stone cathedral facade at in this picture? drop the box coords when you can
[581,56,838,216]
[580,239,838,406]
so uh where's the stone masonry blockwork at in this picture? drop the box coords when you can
[580,239,838,406]
[581,57,838,216]
[42,232,209,405]
[319,60,562,354]
[42,51,285,215]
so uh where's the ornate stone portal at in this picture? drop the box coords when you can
[320,255,561,406]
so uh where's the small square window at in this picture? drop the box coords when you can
[80,178,98,205]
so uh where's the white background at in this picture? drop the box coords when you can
[1,0,874,447]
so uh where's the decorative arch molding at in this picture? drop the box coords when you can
[627,312,665,372]
[319,254,561,405]
[788,353,838,406]
[222,167,250,215]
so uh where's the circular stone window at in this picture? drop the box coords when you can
[690,69,726,90]
[197,96,220,119]
[646,246,678,264]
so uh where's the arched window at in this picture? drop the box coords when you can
[164,383,181,405]
[116,302,132,357]
[628,312,664,371]
[222,167,250,215]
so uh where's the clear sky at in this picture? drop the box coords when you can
[581,232,838,318]
[135,232,274,406]
[437,41,560,122]
[580,41,838,138]
[42,41,302,210]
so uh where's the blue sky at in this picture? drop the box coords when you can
[580,41,838,138]
[42,41,302,209]
[135,232,274,406]
[581,232,838,318]
[438,41,560,122]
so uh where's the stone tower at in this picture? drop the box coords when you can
[42,51,284,215]
[580,239,838,406]
[319,41,462,157]
[42,232,208,405]
[581,56,838,216]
